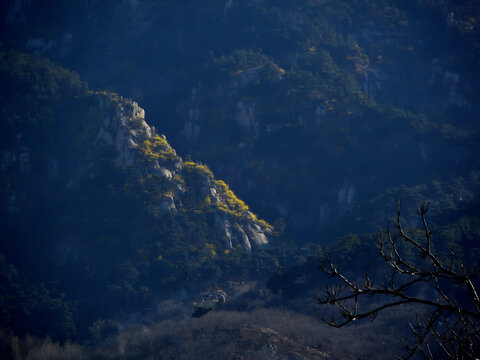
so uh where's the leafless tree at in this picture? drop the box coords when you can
[318,202,480,359]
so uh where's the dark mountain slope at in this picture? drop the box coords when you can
[0,50,276,340]
[2,0,478,242]
[0,1,479,357]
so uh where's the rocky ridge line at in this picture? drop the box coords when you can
[94,93,271,253]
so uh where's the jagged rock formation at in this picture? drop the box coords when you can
[93,93,271,253]
[0,51,280,341]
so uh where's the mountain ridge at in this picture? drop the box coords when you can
[0,51,279,340]
[91,91,272,252]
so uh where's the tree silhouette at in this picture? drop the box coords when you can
[318,202,480,359]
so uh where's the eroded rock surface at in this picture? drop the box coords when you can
[94,94,270,252]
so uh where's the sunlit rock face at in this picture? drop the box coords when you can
[93,94,270,252]
[0,49,279,342]
[96,96,153,167]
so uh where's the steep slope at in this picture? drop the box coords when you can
[0,50,275,340]
[1,0,479,243]
[91,92,272,253]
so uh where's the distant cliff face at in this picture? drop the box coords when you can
[176,49,478,240]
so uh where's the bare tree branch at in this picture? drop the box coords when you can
[317,202,480,359]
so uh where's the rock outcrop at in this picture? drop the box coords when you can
[96,95,153,167]
[94,93,271,252]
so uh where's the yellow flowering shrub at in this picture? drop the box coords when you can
[140,136,176,161]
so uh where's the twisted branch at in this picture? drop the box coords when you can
[317,202,480,359]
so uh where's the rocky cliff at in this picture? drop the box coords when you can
[92,92,271,253]
[0,51,278,340]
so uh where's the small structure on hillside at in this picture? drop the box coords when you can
[192,289,227,317]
